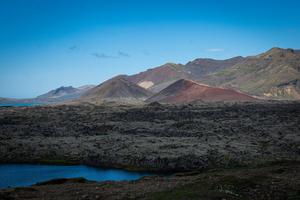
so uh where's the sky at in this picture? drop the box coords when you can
[0,0,300,98]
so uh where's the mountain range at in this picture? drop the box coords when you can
[0,85,95,104]
[1,47,299,104]
[197,47,300,99]
[82,47,299,102]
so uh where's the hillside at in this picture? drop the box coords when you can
[126,62,196,92]
[185,56,245,78]
[145,79,258,103]
[0,85,95,104]
[80,78,154,102]
[197,47,300,99]
[83,58,244,97]
[81,63,197,98]
[4,47,299,103]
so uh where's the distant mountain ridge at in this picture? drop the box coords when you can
[197,47,300,99]
[81,62,198,97]
[185,56,246,78]
[82,58,241,97]
[3,47,299,104]
[0,85,95,104]
[37,86,80,99]
[82,47,300,101]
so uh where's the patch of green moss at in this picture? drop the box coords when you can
[124,167,159,172]
[11,159,37,164]
[149,188,208,200]
[39,158,77,165]
[74,177,87,183]
[275,166,288,173]
[151,77,180,87]
[0,192,13,200]
[206,168,224,173]
[36,178,68,185]
[172,171,201,177]
[124,167,147,172]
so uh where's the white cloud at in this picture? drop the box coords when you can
[205,49,226,52]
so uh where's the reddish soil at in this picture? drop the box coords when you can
[145,79,258,103]
[82,63,196,98]
[127,63,196,84]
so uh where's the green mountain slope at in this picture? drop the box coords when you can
[185,56,245,78]
[197,47,300,99]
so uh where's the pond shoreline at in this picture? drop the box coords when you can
[1,161,299,200]
[0,163,172,189]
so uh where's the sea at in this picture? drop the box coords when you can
[0,103,45,107]
[0,164,171,188]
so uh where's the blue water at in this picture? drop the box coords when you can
[0,103,45,107]
[0,164,171,188]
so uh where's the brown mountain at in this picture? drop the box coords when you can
[81,62,197,97]
[185,56,245,78]
[145,79,258,103]
[197,47,300,99]
[82,57,248,97]
[83,47,300,100]
[35,85,95,102]
[126,62,197,92]
[80,75,128,98]
[81,78,155,102]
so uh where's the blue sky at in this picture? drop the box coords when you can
[0,0,299,98]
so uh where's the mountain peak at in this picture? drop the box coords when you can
[269,47,283,51]
[267,47,298,54]
[58,86,73,89]
[249,47,288,59]
[82,78,155,101]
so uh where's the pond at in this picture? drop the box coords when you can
[0,164,171,188]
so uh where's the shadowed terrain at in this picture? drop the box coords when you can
[0,100,300,199]
[1,100,299,171]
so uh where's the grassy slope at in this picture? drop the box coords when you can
[197,48,300,99]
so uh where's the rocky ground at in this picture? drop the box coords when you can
[1,100,299,171]
[0,100,300,199]
[0,161,300,199]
